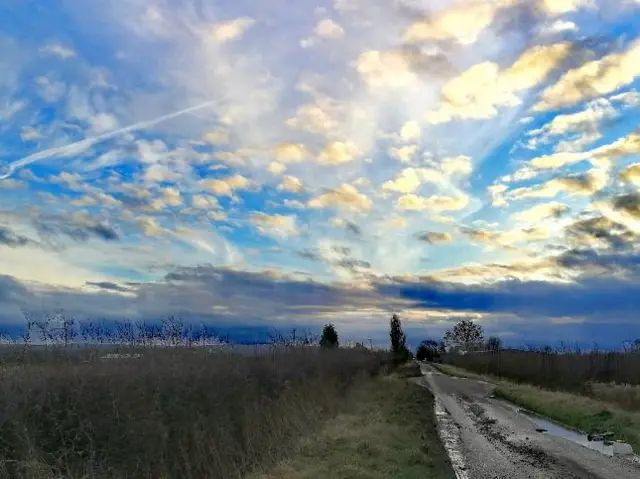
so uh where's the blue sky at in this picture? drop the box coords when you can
[1,0,640,348]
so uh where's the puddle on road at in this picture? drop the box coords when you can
[519,411,614,456]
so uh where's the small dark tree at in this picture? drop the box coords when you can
[444,319,484,352]
[416,339,441,362]
[487,336,502,352]
[319,323,339,348]
[389,314,410,363]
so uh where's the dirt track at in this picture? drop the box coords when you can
[417,363,640,479]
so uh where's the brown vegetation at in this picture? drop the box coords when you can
[443,349,640,411]
[0,345,389,479]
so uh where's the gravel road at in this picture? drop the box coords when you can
[417,363,640,479]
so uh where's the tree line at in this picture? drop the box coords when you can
[319,313,412,364]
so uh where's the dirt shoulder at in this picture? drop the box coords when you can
[250,373,455,479]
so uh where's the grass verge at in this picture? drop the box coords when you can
[494,383,640,451]
[431,363,495,382]
[432,362,640,451]
[250,374,455,479]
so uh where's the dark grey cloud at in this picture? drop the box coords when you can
[612,192,640,219]
[35,220,119,242]
[297,249,321,261]
[0,225,34,247]
[2,255,640,348]
[565,215,637,250]
[85,281,133,293]
[343,220,362,237]
[416,231,453,244]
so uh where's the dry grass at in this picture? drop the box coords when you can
[444,350,640,411]
[0,346,389,479]
[250,375,455,479]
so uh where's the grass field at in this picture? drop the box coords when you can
[251,374,455,479]
[0,346,390,478]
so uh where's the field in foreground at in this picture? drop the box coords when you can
[433,363,640,451]
[0,346,452,479]
[0,347,388,478]
[251,372,455,479]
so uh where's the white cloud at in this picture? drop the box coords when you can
[213,17,256,43]
[356,50,418,90]
[203,130,230,145]
[539,0,593,15]
[389,145,417,163]
[20,127,42,141]
[35,76,66,102]
[396,193,469,212]
[250,213,299,238]
[315,18,344,38]
[512,201,569,222]
[441,155,472,177]
[41,43,76,59]
[400,121,421,141]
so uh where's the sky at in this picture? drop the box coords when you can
[1,0,640,348]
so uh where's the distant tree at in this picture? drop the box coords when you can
[486,336,502,352]
[389,314,411,363]
[444,319,484,352]
[319,324,339,349]
[416,339,441,362]
[634,339,640,352]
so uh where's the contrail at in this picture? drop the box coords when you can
[0,99,224,180]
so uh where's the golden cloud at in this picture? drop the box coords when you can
[383,168,422,194]
[397,193,469,212]
[620,163,640,186]
[511,201,569,222]
[510,168,608,199]
[400,121,421,141]
[404,0,513,46]
[535,39,640,111]
[356,50,417,90]
[278,175,304,193]
[268,162,286,175]
[201,174,251,196]
[429,43,570,123]
[162,187,182,207]
[273,143,308,163]
[213,17,255,43]
[308,184,372,212]
[317,141,361,165]
[192,194,221,209]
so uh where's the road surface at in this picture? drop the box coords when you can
[417,363,640,479]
